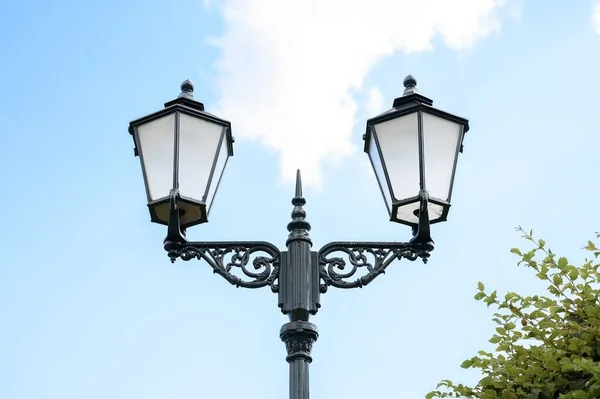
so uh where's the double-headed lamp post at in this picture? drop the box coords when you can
[128,75,469,399]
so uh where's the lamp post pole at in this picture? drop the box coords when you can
[128,76,470,399]
[280,171,318,399]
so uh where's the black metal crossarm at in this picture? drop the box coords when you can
[163,170,434,294]
[168,241,281,289]
[317,241,431,290]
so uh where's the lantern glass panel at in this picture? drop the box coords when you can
[422,112,462,201]
[395,202,445,225]
[367,128,391,213]
[374,112,419,202]
[205,131,229,214]
[136,113,176,201]
[177,112,224,203]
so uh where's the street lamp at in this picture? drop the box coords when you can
[128,79,233,229]
[365,75,468,229]
[128,76,469,399]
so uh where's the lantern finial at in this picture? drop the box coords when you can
[164,79,204,111]
[403,75,418,95]
[393,74,432,107]
[179,79,195,99]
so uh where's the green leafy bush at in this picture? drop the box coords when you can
[427,227,600,399]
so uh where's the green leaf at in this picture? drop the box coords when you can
[569,268,579,281]
[571,390,590,399]
[538,239,546,248]
[510,248,523,256]
[482,390,499,399]
[558,257,568,269]
[553,274,563,286]
[581,269,589,279]
[479,376,494,387]
[474,292,486,300]
[541,265,552,276]
[460,359,473,369]
[506,322,516,330]
[536,272,547,280]
[478,281,485,291]
[489,335,502,344]
[524,250,536,261]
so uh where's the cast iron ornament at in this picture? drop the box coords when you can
[176,242,281,290]
[280,321,319,362]
[318,241,431,291]
[163,169,433,294]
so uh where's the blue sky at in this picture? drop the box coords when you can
[1,1,600,398]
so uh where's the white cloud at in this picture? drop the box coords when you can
[366,87,386,117]
[210,0,512,188]
[594,2,600,34]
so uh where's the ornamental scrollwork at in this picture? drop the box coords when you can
[280,321,319,362]
[318,242,431,291]
[284,336,316,356]
[169,242,281,290]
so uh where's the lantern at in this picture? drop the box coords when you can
[364,75,469,227]
[129,80,234,229]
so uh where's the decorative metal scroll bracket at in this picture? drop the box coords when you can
[317,241,432,291]
[161,180,434,293]
[163,190,281,290]
[317,189,434,291]
[174,242,281,290]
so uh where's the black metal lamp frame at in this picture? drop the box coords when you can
[130,76,470,399]
[162,170,434,399]
[364,75,469,227]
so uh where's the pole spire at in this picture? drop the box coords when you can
[287,169,311,243]
[295,169,303,197]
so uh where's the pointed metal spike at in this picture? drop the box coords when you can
[288,168,311,239]
[295,169,303,198]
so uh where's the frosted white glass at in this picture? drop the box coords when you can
[373,113,419,202]
[395,202,444,225]
[422,113,461,201]
[367,130,391,213]
[205,132,229,213]
[136,113,176,201]
[178,113,223,202]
